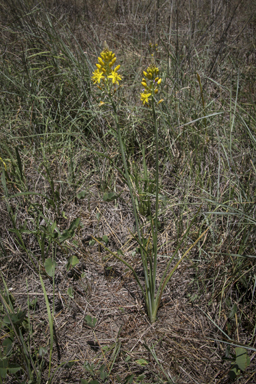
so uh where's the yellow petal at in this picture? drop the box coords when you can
[157,78,162,85]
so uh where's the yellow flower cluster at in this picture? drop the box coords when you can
[91,48,122,89]
[140,65,162,105]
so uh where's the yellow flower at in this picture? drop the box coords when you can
[92,46,122,90]
[91,69,105,84]
[140,65,162,104]
[108,70,122,85]
[144,65,159,80]
[100,49,115,63]
[140,92,151,105]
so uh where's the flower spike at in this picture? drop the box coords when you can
[91,45,122,89]
[140,65,162,105]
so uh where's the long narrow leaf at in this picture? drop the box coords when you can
[40,275,54,380]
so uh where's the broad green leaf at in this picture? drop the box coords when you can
[44,258,56,277]
[0,358,22,378]
[59,218,81,243]
[3,310,27,326]
[3,338,12,355]
[99,364,108,380]
[102,235,109,245]
[235,347,250,371]
[68,217,81,232]
[84,315,97,328]
[135,358,148,366]
[124,374,134,384]
[0,358,9,379]
[66,255,80,271]
[67,287,74,299]
[103,191,120,202]
[229,366,239,381]
[83,361,95,374]
[8,363,22,375]
[77,190,87,199]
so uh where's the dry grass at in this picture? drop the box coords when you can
[0,1,256,383]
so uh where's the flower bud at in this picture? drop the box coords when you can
[109,57,117,67]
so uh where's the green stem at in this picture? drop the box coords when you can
[152,97,159,298]
[110,98,140,240]
[109,95,154,318]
